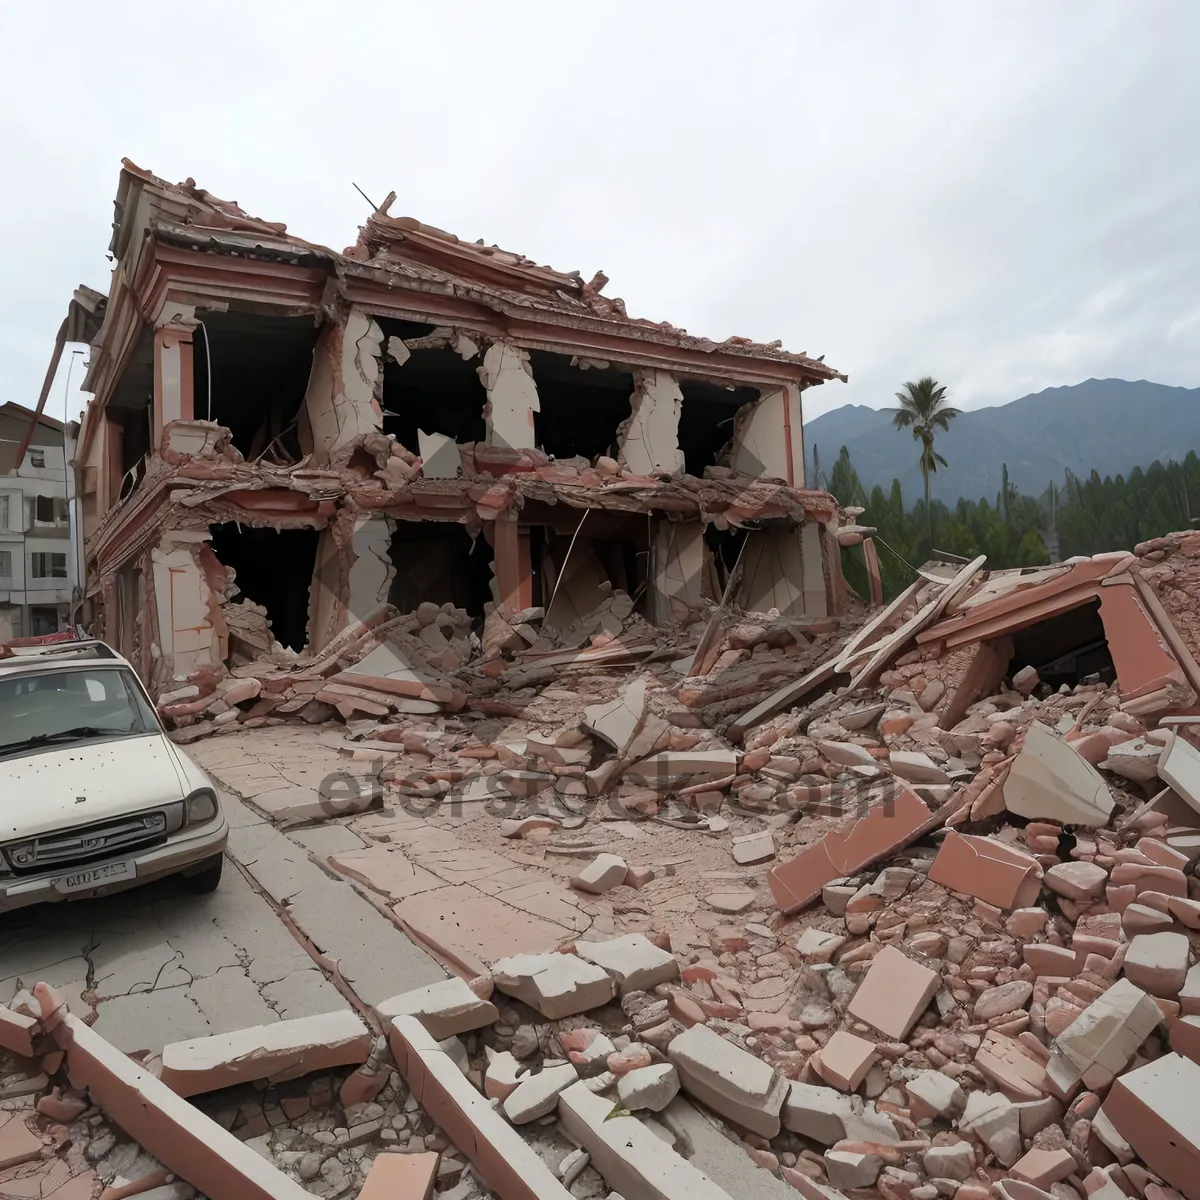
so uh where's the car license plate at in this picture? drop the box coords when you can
[54,861,132,893]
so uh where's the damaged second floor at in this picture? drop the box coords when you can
[58,161,849,690]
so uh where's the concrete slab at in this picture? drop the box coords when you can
[664,1098,798,1200]
[160,1009,371,1097]
[287,824,370,859]
[558,1082,734,1200]
[225,794,446,1006]
[91,988,212,1054]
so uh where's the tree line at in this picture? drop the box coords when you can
[811,377,1200,602]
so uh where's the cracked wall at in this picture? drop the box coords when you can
[151,531,224,681]
[300,311,384,463]
[616,370,684,476]
[736,522,829,618]
[649,519,708,625]
[729,386,804,484]
[348,515,396,620]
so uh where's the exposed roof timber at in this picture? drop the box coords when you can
[14,285,106,469]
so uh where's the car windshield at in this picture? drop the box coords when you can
[0,667,160,758]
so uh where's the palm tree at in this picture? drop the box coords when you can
[891,377,959,545]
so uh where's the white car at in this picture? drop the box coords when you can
[0,639,227,913]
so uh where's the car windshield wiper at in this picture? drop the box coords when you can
[0,727,131,755]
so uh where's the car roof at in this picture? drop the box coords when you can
[0,640,135,677]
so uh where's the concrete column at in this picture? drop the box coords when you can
[825,520,849,614]
[300,311,384,463]
[153,323,196,449]
[491,515,525,616]
[861,536,884,607]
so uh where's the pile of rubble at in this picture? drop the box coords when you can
[40,529,1200,1200]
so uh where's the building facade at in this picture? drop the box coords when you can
[0,403,74,640]
[48,161,849,695]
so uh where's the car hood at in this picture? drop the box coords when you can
[0,735,190,840]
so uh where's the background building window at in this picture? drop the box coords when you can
[0,551,11,578]
[30,552,67,579]
[33,496,67,523]
[28,451,45,468]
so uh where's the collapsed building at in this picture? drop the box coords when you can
[42,160,851,705]
[15,161,1200,1200]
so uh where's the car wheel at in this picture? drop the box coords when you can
[181,855,223,894]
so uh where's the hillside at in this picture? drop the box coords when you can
[804,378,1200,503]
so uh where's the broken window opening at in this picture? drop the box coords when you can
[1006,600,1116,691]
[527,351,633,462]
[387,522,494,619]
[376,318,487,454]
[192,311,318,460]
[704,526,749,594]
[678,381,759,477]
[208,523,318,652]
[104,326,154,498]
[537,510,651,629]
[116,407,152,498]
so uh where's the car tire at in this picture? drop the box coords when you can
[181,855,223,894]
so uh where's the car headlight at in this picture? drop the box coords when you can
[184,788,218,825]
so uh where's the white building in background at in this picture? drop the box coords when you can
[0,401,75,639]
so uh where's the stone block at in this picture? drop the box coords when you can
[375,977,499,1041]
[357,1151,439,1200]
[812,1031,878,1092]
[575,934,680,995]
[782,1082,853,1144]
[667,1023,788,1138]
[557,1083,735,1200]
[1124,932,1190,997]
[1103,1053,1200,1200]
[1004,721,1115,826]
[159,1010,371,1098]
[617,1063,681,1112]
[846,945,940,1040]
[571,854,629,894]
[491,953,615,1020]
[927,831,1043,910]
[504,1063,579,1124]
[768,790,932,913]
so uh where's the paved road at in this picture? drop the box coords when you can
[0,780,447,1055]
[0,849,348,1054]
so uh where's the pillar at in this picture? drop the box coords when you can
[152,309,196,449]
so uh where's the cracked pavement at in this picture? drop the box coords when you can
[0,805,353,1054]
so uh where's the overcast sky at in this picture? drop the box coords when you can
[2,1,1198,426]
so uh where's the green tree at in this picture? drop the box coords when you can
[828,446,867,508]
[891,377,959,545]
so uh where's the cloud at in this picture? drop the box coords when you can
[1,1,1197,430]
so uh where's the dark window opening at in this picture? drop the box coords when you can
[387,522,493,619]
[193,311,318,460]
[29,608,59,636]
[528,351,633,462]
[117,407,152,496]
[208,524,318,652]
[678,381,759,477]
[1006,600,1116,691]
[106,325,155,497]
[377,318,487,454]
[539,511,651,627]
[705,526,749,595]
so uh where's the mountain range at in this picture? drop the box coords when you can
[803,379,1200,506]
